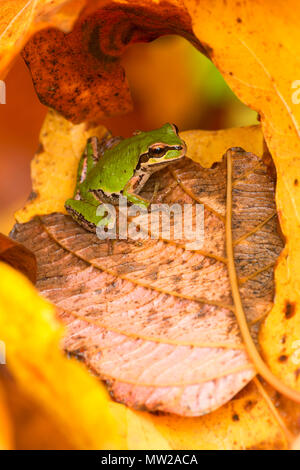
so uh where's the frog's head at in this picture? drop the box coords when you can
[139,123,186,168]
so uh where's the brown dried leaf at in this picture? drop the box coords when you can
[0,233,36,283]
[11,148,283,416]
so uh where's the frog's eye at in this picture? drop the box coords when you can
[149,146,167,158]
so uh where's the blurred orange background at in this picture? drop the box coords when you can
[0,35,258,234]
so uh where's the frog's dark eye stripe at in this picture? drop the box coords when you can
[138,145,183,167]
[147,145,183,159]
[139,153,150,165]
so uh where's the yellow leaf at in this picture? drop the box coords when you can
[109,403,171,450]
[15,109,109,224]
[184,124,264,167]
[152,383,287,450]
[0,0,85,77]
[0,381,13,450]
[0,261,177,449]
[291,434,300,450]
[0,261,118,449]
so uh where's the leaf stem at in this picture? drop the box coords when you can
[253,377,293,445]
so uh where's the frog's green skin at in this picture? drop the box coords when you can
[65,123,186,232]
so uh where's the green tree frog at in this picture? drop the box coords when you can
[65,123,187,232]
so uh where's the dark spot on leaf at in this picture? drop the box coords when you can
[244,399,257,411]
[236,17,242,23]
[36,142,45,154]
[28,191,38,201]
[162,316,171,323]
[193,265,202,271]
[284,300,296,319]
[278,355,288,362]
[294,179,298,186]
[196,311,206,319]
[227,322,236,334]
[232,413,240,421]
[148,271,158,281]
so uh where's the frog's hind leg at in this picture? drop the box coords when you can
[97,135,124,158]
[72,137,99,199]
[75,135,124,197]
[149,182,160,203]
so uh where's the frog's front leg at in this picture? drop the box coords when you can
[122,176,151,209]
